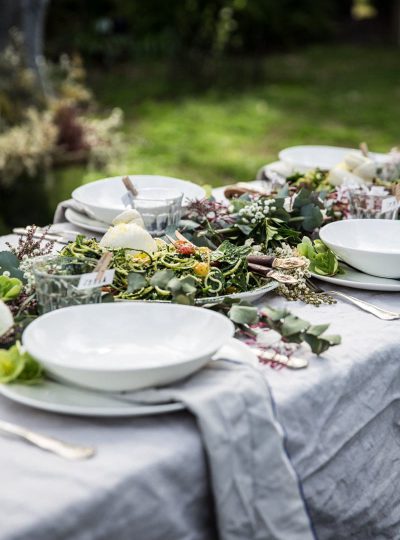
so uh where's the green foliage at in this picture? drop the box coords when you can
[0,276,23,302]
[0,252,25,281]
[221,300,341,355]
[46,0,340,62]
[297,237,340,276]
[0,342,43,384]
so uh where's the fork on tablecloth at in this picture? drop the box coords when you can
[306,278,400,321]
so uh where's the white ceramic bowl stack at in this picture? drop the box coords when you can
[278,145,387,173]
[22,303,234,392]
[319,219,400,279]
[72,175,206,225]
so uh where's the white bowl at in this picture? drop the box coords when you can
[72,175,206,224]
[279,145,387,173]
[22,303,234,392]
[319,219,400,279]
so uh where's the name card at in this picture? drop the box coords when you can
[77,269,115,290]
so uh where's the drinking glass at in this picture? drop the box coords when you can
[33,256,103,314]
[346,185,399,220]
[131,188,183,236]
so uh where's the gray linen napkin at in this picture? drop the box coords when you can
[130,359,314,540]
[53,199,84,223]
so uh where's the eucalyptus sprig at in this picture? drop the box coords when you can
[183,188,324,253]
[212,299,341,356]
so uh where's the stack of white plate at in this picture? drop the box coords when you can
[314,219,400,292]
[278,145,387,173]
[67,175,206,234]
[0,303,253,418]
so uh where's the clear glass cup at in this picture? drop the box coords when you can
[33,256,103,314]
[131,188,183,236]
[346,185,399,220]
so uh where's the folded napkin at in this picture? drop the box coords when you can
[130,359,314,540]
[53,199,85,224]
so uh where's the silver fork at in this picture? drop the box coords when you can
[306,279,400,321]
[0,419,95,460]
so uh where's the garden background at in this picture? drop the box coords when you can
[0,0,399,233]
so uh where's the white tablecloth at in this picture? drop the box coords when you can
[1,234,400,539]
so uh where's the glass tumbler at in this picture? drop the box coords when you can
[131,188,183,236]
[33,256,103,314]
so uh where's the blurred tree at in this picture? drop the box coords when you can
[0,0,50,95]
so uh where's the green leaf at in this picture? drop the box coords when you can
[167,275,197,295]
[300,203,323,232]
[236,224,253,235]
[15,354,43,384]
[0,345,25,383]
[0,252,25,281]
[228,305,258,325]
[179,219,202,231]
[0,275,23,302]
[303,332,341,355]
[293,188,312,209]
[149,269,175,289]
[307,323,330,336]
[260,305,289,322]
[127,272,148,292]
[281,314,310,337]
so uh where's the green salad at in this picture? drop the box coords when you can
[61,235,268,303]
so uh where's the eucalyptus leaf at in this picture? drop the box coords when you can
[307,323,330,337]
[281,314,310,337]
[300,203,323,232]
[167,275,197,298]
[127,272,148,293]
[0,252,25,281]
[260,305,289,322]
[149,269,175,288]
[228,305,258,325]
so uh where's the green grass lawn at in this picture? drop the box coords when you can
[51,44,400,206]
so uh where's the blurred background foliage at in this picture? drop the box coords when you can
[0,0,399,232]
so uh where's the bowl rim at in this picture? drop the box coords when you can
[72,175,205,212]
[22,302,235,372]
[320,219,400,256]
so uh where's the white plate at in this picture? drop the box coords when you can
[65,208,108,234]
[311,264,400,292]
[319,219,400,279]
[0,339,256,417]
[72,175,206,224]
[279,145,387,172]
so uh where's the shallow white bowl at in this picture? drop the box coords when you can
[279,145,387,172]
[72,175,206,224]
[22,303,234,392]
[319,219,400,279]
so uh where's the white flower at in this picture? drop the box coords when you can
[112,209,145,228]
[2,271,10,277]
[0,301,13,337]
[100,223,157,253]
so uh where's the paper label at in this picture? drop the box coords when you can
[77,269,115,289]
[381,196,398,214]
